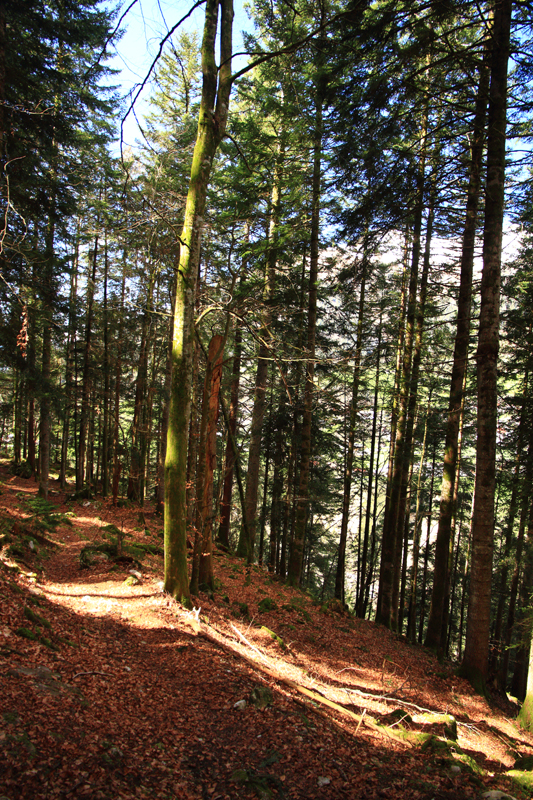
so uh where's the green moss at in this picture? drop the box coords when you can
[517,694,533,732]
[258,597,277,613]
[261,626,285,649]
[38,635,58,651]
[15,626,38,641]
[250,685,273,709]
[507,769,533,791]
[24,606,51,629]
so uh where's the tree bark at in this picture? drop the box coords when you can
[190,334,225,594]
[164,0,233,600]
[335,249,368,602]
[287,81,323,587]
[425,52,489,653]
[461,0,512,692]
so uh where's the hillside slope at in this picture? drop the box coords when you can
[0,466,532,800]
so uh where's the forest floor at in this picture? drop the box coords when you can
[1,465,533,800]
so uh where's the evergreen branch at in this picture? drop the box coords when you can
[84,0,140,80]
[224,131,253,173]
[120,0,206,152]
[228,5,364,84]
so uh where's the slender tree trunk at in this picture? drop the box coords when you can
[287,81,323,587]
[128,264,155,503]
[418,442,437,642]
[38,214,55,500]
[461,0,512,692]
[377,170,425,627]
[218,316,242,549]
[60,234,79,489]
[336,249,368,601]
[406,392,432,641]
[498,434,533,689]
[78,232,99,493]
[491,372,529,674]
[156,274,176,514]
[102,233,110,498]
[190,334,224,594]
[112,256,127,505]
[425,54,489,652]
[356,319,382,617]
[237,154,282,562]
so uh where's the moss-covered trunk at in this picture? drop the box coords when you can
[164,0,233,600]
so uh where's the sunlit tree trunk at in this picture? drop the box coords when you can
[164,0,233,600]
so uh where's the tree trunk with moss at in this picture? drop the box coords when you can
[164,0,233,601]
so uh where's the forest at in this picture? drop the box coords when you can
[2,0,533,709]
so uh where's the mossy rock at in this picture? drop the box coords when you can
[320,597,346,615]
[10,461,33,478]
[231,601,249,620]
[415,712,457,741]
[250,685,273,710]
[383,708,413,725]
[258,597,277,613]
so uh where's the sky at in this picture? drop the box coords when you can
[106,0,253,149]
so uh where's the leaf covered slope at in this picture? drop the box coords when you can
[0,465,532,800]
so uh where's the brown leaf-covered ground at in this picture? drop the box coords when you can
[1,465,532,800]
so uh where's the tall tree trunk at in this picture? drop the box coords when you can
[336,248,368,602]
[78,232,99,493]
[128,264,155,503]
[112,255,127,505]
[406,391,432,641]
[287,79,323,587]
[418,442,437,642]
[236,154,282,562]
[60,233,79,490]
[164,0,233,600]
[38,213,55,500]
[425,54,489,652]
[498,432,533,689]
[156,293,175,515]
[461,0,512,692]
[218,315,242,549]
[190,334,224,594]
[356,318,382,617]
[491,371,529,674]
[390,147,436,629]
[377,144,426,627]
[102,232,110,498]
